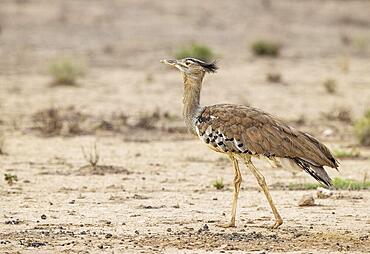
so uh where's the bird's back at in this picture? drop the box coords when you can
[194,104,339,186]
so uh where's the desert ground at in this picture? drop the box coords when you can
[0,1,370,253]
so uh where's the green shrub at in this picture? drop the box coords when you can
[323,79,337,94]
[333,148,360,159]
[212,178,224,190]
[251,40,280,57]
[49,58,85,86]
[354,110,370,146]
[175,43,214,62]
[4,173,18,185]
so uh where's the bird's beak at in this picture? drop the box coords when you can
[160,59,187,72]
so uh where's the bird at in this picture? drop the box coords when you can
[160,57,339,229]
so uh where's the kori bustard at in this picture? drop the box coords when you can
[161,57,339,229]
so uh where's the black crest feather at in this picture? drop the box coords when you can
[184,58,218,73]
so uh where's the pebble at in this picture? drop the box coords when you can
[298,194,315,206]
[317,187,333,199]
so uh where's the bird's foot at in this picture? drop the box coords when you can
[217,222,236,228]
[270,218,283,229]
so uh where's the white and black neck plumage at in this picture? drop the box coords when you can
[182,73,204,135]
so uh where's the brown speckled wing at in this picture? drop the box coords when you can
[195,104,339,170]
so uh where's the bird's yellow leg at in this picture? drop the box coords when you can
[243,156,283,229]
[220,153,242,228]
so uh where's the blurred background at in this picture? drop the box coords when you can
[1,0,370,143]
[0,1,370,252]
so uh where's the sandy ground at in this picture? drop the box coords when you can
[1,1,370,253]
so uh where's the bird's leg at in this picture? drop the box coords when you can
[243,157,283,229]
[220,153,242,228]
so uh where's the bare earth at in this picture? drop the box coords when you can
[0,1,370,253]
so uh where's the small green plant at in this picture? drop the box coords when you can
[323,79,337,94]
[333,148,360,159]
[175,43,214,62]
[4,173,18,185]
[49,58,85,86]
[251,40,280,57]
[354,109,370,146]
[212,178,224,190]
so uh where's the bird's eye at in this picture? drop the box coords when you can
[185,61,191,66]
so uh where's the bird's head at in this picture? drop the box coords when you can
[161,57,217,82]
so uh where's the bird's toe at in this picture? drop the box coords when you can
[270,219,283,229]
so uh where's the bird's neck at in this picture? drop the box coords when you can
[182,75,203,134]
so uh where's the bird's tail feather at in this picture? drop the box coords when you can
[293,158,332,187]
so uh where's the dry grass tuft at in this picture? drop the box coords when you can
[82,143,100,170]
[78,143,131,176]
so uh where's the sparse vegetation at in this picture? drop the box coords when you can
[32,106,181,136]
[4,173,18,185]
[32,106,89,136]
[288,182,320,190]
[323,79,337,94]
[333,148,360,159]
[212,178,224,190]
[251,40,280,57]
[175,43,215,62]
[332,177,370,190]
[354,109,370,146]
[82,143,100,170]
[321,107,352,123]
[49,58,85,86]
[134,111,161,130]
[287,177,370,190]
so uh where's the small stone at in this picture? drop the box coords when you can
[134,230,139,235]
[203,224,209,231]
[298,194,315,206]
[41,214,47,220]
[105,233,112,238]
[166,228,172,232]
[317,187,333,199]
